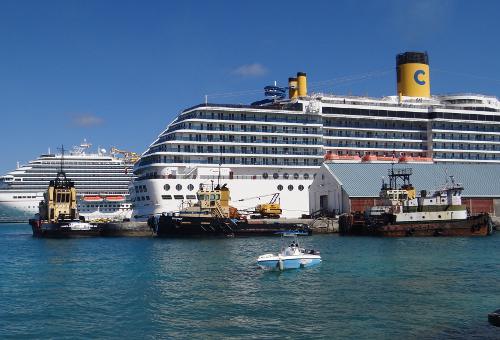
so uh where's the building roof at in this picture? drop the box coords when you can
[324,162,500,197]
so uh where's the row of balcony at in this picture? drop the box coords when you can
[153,136,321,146]
[137,157,321,169]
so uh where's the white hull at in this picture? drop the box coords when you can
[132,176,314,219]
[0,191,132,223]
[395,209,468,223]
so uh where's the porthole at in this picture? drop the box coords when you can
[303,173,309,180]
[283,173,289,179]
[263,173,269,179]
[293,173,299,179]
[187,184,194,191]
[164,184,170,191]
[288,185,294,191]
[438,215,442,218]
[298,185,304,191]
[273,173,279,179]
[277,184,283,191]
[176,184,182,191]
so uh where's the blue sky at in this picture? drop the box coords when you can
[1,0,500,174]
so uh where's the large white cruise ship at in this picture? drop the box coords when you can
[0,141,136,222]
[131,52,500,219]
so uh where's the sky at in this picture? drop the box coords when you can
[1,0,500,174]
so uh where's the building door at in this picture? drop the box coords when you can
[320,195,328,211]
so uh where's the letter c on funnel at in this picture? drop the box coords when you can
[414,70,426,85]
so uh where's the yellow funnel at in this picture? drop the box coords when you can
[297,72,307,97]
[396,52,430,98]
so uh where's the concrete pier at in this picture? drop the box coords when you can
[309,218,339,233]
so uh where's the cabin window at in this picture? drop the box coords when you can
[277,185,283,191]
[176,184,182,191]
[303,173,309,180]
[298,185,304,191]
[293,173,299,179]
[187,184,194,191]
[283,173,289,179]
[210,194,215,200]
[273,173,279,179]
[288,185,294,191]
[164,184,170,191]
[262,173,269,179]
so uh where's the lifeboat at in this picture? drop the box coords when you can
[104,195,126,202]
[338,154,361,162]
[377,156,396,162]
[324,152,340,161]
[411,156,434,163]
[398,155,414,163]
[361,154,378,162]
[82,195,103,202]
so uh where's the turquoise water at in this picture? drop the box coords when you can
[1,224,499,339]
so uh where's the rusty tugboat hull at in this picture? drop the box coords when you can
[339,213,494,237]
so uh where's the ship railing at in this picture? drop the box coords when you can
[175,115,322,125]
[212,201,225,219]
[319,93,500,113]
[164,126,323,135]
[155,136,323,145]
[135,174,312,181]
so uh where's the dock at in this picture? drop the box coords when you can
[93,217,341,238]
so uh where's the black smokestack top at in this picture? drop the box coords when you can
[396,51,429,66]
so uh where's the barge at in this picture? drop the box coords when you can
[149,183,311,237]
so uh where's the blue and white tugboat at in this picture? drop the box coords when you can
[257,232,321,270]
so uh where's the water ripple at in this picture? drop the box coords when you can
[0,225,499,339]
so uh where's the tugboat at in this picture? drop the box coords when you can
[29,147,100,237]
[339,167,494,237]
[150,183,311,237]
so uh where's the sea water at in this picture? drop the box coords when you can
[0,224,499,339]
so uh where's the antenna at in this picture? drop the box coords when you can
[217,140,222,186]
[57,145,65,174]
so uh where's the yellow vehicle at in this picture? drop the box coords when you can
[255,193,282,218]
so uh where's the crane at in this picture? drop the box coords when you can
[110,147,140,164]
[237,193,282,219]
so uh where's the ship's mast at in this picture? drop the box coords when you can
[58,145,65,175]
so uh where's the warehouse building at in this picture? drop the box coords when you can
[309,162,500,217]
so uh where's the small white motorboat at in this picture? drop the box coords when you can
[257,232,321,270]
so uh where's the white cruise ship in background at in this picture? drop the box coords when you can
[131,51,500,219]
[0,141,136,222]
